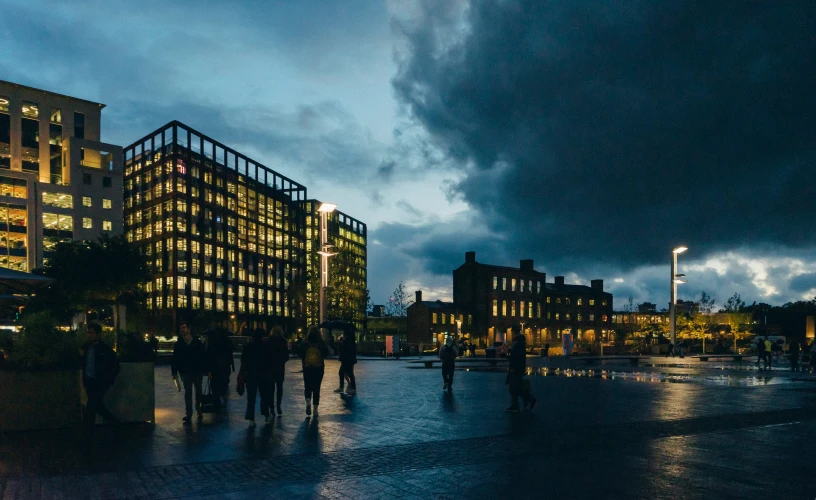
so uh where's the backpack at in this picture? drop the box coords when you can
[304,344,324,368]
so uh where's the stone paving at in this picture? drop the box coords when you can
[2,356,816,499]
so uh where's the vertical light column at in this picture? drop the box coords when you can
[670,246,687,347]
[317,202,336,341]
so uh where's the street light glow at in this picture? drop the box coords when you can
[673,246,688,254]
[317,202,337,213]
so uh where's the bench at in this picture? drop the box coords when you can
[692,354,746,362]
[574,355,648,366]
[407,358,508,368]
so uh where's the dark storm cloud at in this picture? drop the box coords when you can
[392,1,816,272]
[789,273,816,294]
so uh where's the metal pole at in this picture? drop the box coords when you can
[670,251,677,347]
[319,210,328,341]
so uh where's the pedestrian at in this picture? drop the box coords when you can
[79,323,120,433]
[810,340,816,373]
[505,327,537,413]
[145,331,159,361]
[665,343,675,358]
[241,329,271,427]
[204,329,234,409]
[265,326,289,419]
[298,326,328,416]
[678,340,685,358]
[542,342,550,357]
[334,328,358,395]
[756,337,766,369]
[439,337,458,392]
[764,336,773,371]
[789,339,800,372]
[171,320,206,424]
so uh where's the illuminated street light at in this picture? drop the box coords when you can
[670,246,688,347]
[318,202,337,341]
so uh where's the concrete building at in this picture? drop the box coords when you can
[408,251,613,348]
[0,81,123,271]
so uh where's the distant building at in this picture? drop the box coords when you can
[0,80,123,271]
[407,251,613,347]
[638,302,657,313]
[369,305,386,318]
[674,299,699,316]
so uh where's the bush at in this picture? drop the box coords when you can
[8,312,81,371]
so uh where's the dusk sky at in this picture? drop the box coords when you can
[5,1,816,310]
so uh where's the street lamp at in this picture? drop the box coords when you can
[317,202,337,341]
[670,246,688,347]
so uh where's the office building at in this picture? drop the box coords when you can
[0,81,123,271]
[408,251,613,347]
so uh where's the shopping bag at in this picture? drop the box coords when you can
[236,366,246,396]
[199,380,220,413]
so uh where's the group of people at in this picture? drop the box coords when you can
[757,336,816,372]
[170,321,358,425]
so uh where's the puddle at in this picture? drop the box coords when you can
[519,367,794,386]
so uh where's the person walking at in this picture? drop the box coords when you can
[505,327,537,413]
[334,328,358,395]
[764,336,773,371]
[204,329,234,409]
[789,339,800,372]
[171,320,206,424]
[439,337,458,392]
[265,326,289,418]
[79,323,120,433]
[241,329,271,427]
[665,343,675,358]
[298,327,328,416]
[756,337,766,369]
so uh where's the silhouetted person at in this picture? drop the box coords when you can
[145,332,159,362]
[756,337,765,369]
[439,337,458,392]
[241,329,270,427]
[789,339,800,372]
[298,326,328,416]
[764,336,772,370]
[335,329,357,395]
[80,323,120,433]
[506,327,536,412]
[205,329,234,409]
[265,326,289,418]
[665,343,675,358]
[171,321,206,424]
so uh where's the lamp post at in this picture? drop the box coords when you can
[317,202,337,341]
[670,246,688,347]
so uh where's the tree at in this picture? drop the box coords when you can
[326,248,367,324]
[722,293,750,352]
[385,282,413,317]
[683,291,716,353]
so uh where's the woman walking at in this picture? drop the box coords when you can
[241,329,270,427]
[266,326,289,418]
[298,326,328,416]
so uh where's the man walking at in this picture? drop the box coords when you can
[505,327,537,413]
[334,328,358,395]
[79,323,120,433]
[756,336,766,370]
[439,337,458,392]
[171,320,206,424]
[789,339,800,372]
[764,336,773,371]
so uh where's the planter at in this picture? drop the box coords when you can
[0,370,81,431]
[81,362,155,425]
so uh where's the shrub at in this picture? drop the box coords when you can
[8,312,81,371]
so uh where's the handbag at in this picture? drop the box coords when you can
[236,366,246,396]
[199,379,220,413]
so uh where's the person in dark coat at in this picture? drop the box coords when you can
[265,326,289,418]
[789,340,800,372]
[505,327,537,413]
[439,337,458,392]
[145,331,159,362]
[334,328,358,395]
[79,323,120,432]
[205,329,234,408]
[241,329,270,426]
[171,321,206,424]
[298,326,329,416]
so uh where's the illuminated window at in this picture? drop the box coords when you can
[556,298,561,304]
[42,192,73,209]
[589,299,595,306]
[537,304,541,318]
[502,278,506,291]
[492,277,497,290]
[602,300,607,306]
[589,314,595,321]
[546,296,551,303]
[566,313,571,321]
[432,313,437,324]
[82,197,91,207]
[83,217,92,229]
[102,221,112,231]
[101,198,111,209]
[555,313,560,320]
[492,300,497,316]
[441,314,446,325]
[511,278,516,292]
[602,315,608,322]
[468,314,472,325]
[577,298,583,306]
[565,298,571,305]
[577,314,582,321]
[520,301,525,318]
[537,282,541,293]
[520,280,525,293]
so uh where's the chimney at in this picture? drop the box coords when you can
[465,251,476,264]
[554,276,565,287]
[520,259,534,272]
[416,290,423,303]
[591,279,604,291]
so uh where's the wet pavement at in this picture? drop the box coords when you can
[2,356,816,499]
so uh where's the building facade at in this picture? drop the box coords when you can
[124,121,308,333]
[408,251,613,347]
[303,200,367,330]
[0,81,123,272]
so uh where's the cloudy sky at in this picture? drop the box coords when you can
[5,1,816,310]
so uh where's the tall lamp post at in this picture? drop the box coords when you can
[317,202,337,341]
[670,246,688,347]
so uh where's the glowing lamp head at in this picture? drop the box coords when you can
[317,202,337,213]
[673,246,688,254]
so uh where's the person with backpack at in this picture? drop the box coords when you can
[439,337,458,392]
[79,323,120,433]
[505,327,537,413]
[298,326,329,416]
[265,326,289,419]
[334,328,358,395]
[240,329,270,427]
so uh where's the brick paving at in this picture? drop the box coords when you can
[2,358,816,499]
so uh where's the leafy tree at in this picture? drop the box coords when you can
[721,293,750,351]
[683,291,716,353]
[326,248,367,324]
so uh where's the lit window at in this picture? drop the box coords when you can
[502,278,506,291]
[102,221,112,231]
[492,300,497,317]
[577,298,583,306]
[103,199,112,209]
[547,296,551,303]
[520,281,525,293]
[589,314,595,321]
[511,301,516,316]
[83,217,92,229]
[432,313,437,324]
[511,278,516,292]
[537,282,541,293]
[589,299,595,306]
[42,192,73,209]
[566,313,571,321]
[492,277,497,290]
[555,313,560,320]
[520,301,525,318]
[82,196,91,207]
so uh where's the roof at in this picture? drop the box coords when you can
[421,300,456,310]
[544,283,611,295]
[456,261,546,275]
[0,80,105,108]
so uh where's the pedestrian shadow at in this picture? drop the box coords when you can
[442,391,457,412]
[293,416,323,455]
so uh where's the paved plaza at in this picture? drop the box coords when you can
[2,356,816,499]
